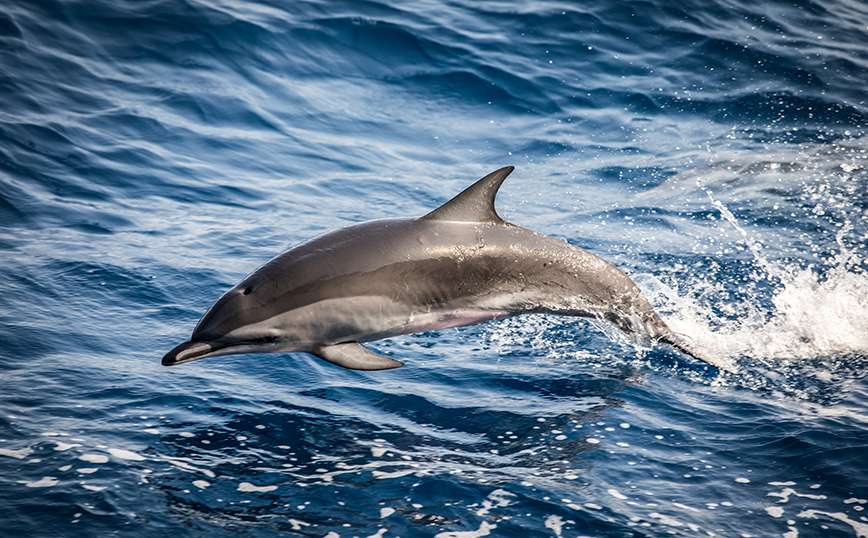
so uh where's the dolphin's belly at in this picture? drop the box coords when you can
[378,308,512,340]
[247,294,514,349]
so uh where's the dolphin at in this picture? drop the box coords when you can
[163,166,721,372]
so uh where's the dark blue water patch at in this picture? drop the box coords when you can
[573,89,661,115]
[38,260,165,306]
[492,375,628,402]
[0,73,40,119]
[315,17,462,72]
[664,92,868,129]
[22,0,229,64]
[684,38,823,90]
[0,181,31,227]
[0,123,94,186]
[511,138,575,160]
[0,324,60,369]
[61,223,115,235]
[406,70,557,115]
[157,91,284,138]
[588,165,675,189]
[0,11,22,38]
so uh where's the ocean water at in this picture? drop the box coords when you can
[1,0,867,536]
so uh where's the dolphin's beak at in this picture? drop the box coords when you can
[162,336,281,366]
[162,340,215,366]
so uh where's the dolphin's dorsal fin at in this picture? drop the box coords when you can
[420,166,514,224]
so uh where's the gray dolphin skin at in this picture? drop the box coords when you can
[163,166,721,372]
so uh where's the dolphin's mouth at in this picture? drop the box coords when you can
[161,340,217,366]
[162,336,279,366]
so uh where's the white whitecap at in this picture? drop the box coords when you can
[434,521,496,538]
[608,489,628,500]
[108,448,146,461]
[0,447,33,459]
[237,482,277,493]
[765,506,785,518]
[25,476,58,488]
[545,514,564,537]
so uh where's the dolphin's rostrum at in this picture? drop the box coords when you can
[163,167,721,372]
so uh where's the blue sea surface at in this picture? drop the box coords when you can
[2,0,867,536]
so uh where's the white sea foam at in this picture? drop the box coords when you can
[798,510,868,537]
[648,512,683,526]
[475,489,515,517]
[608,489,628,500]
[237,482,278,493]
[765,506,785,518]
[288,519,310,530]
[25,476,58,488]
[372,469,416,480]
[640,234,868,371]
[768,487,827,503]
[108,448,146,461]
[545,515,564,537]
[434,521,496,538]
[0,447,33,459]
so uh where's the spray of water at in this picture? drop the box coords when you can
[644,193,868,367]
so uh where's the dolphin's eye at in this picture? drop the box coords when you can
[242,287,253,295]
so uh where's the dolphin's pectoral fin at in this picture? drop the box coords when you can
[312,342,405,371]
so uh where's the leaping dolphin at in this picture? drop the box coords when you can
[163,166,721,372]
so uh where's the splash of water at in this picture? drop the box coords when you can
[643,195,868,367]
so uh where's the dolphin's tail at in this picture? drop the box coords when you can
[660,332,736,374]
